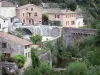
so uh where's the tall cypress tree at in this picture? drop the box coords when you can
[31,48,40,69]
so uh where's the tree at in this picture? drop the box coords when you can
[28,0,42,5]
[94,30,100,46]
[31,48,40,69]
[30,34,42,44]
[13,54,26,68]
[87,66,100,75]
[42,14,49,25]
[87,47,100,65]
[66,61,88,75]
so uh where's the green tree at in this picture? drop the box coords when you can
[28,0,42,5]
[13,54,26,68]
[66,61,88,75]
[31,48,40,69]
[42,14,49,25]
[30,34,42,44]
[87,66,100,75]
[87,47,100,65]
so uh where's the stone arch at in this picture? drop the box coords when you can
[22,28,32,35]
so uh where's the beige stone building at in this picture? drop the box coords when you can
[16,4,42,25]
[44,8,84,28]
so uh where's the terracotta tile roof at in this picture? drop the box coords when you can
[0,32,32,46]
[16,4,42,9]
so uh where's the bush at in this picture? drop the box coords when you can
[66,61,88,75]
[23,64,52,75]
[86,66,100,75]
[39,64,52,75]
[13,54,26,68]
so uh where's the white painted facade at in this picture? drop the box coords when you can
[0,17,9,32]
[76,16,84,28]
[0,7,16,18]
[0,1,16,32]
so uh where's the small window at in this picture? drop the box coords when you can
[71,21,75,25]
[11,18,13,23]
[2,43,7,48]
[28,52,30,58]
[23,13,24,16]
[66,15,67,18]
[23,19,25,23]
[29,20,31,24]
[4,20,5,22]
[55,15,56,18]
[29,13,31,17]
[26,8,28,10]
[66,21,67,25]
[34,12,37,16]
[55,15,60,18]
[26,53,27,58]
[31,8,33,11]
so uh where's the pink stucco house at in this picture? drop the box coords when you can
[16,4,42,25]
[44,8,83,28]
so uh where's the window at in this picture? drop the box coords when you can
[29,13,31,17]
[23,19,25,23]
[28,52,30,58]
[23,13,24,16]
[31,8,33,11]
[29,20,31,24]
[55,15,56,18]
[71,21,75,25]
[34,12,37,16]
[11,18,13,23]
[66,21,67,25]
[26,8,28,10]
[32,19,34,24]
[4,20,5,22]
[68,21,69,25]
[26,53,27,58]
[55,14,60,18]
[57,15,60,18]
[2,43,7,48]
[66,15,67,18]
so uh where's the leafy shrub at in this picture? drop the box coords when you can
[66,61,88,75]
[86,66,100,75]
[39,64,52,75]
[23,64,52,75]
[13,54,26,68]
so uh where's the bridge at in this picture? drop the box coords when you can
[10,25,97,44]
[10,25,62,37]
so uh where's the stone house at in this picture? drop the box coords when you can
[0,32,33,68]
[0,15,9,32]
[0,0,17,32]
[16,4,42,25]
[43,8,84,28]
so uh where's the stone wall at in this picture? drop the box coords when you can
[63,27,96,45]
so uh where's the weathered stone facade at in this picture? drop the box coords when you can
[0,37,24,55]
[63,27,96,45]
